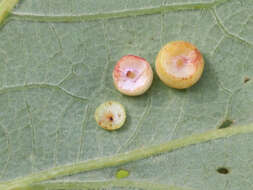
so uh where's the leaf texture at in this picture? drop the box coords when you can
[0,0,253,189]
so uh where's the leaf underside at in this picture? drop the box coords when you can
[0,0,253,190]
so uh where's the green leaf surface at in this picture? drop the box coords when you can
[0,0,253,189]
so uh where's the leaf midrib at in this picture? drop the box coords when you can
[2,123,253,190]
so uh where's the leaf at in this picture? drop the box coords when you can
[0,0,253,189]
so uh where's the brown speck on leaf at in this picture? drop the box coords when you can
[244,77,250,83]
[217,167,229,174]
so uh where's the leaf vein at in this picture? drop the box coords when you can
[3,123,253,190]
[210,8,253,47]
[0,84,88,102]
[9,0,230,23]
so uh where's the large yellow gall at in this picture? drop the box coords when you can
[155,41,204,89]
